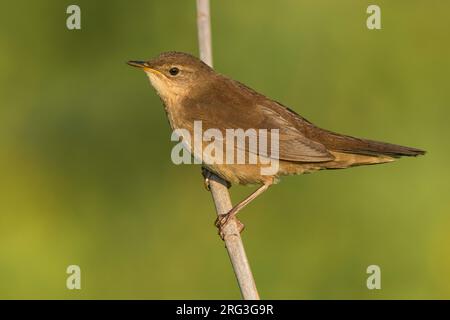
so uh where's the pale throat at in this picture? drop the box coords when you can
[145,71,189,130]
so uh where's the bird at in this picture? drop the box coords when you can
[128,51,425,235]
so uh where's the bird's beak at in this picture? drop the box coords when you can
[127,60,162,75]
[127,60,148,68]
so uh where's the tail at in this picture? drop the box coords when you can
[316,129,426,158]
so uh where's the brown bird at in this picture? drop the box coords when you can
[128,51,425,233]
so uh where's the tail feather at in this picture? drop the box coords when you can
[316,130,426,158]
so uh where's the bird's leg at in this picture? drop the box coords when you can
[215,182,272,236]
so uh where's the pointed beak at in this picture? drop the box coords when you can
[127,60,162,76]
[127,60,147,68]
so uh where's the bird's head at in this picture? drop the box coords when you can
[128,51,214,102]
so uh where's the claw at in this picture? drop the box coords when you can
[202,167,232,190]
[214,213,228,228]
[202,167,212,191]
[215,213,245,240]
[204,177,211,191]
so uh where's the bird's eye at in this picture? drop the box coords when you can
[169,67,180,76]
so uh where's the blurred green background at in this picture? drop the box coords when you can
[0,0,449,299]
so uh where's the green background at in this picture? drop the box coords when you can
[0,0,449,299]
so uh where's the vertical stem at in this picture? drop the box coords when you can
[195,0,260,300]
[196,0,213,67]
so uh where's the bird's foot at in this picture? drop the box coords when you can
[223,179,232,189]
[214,212,245,240]
[201,167,212,191]
[202,167,231,191]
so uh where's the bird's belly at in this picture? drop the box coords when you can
[204,163,277,185]
[205,159,341,185]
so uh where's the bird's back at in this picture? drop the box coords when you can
[219,74,425,159]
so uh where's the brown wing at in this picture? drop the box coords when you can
[179,78,334,162]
